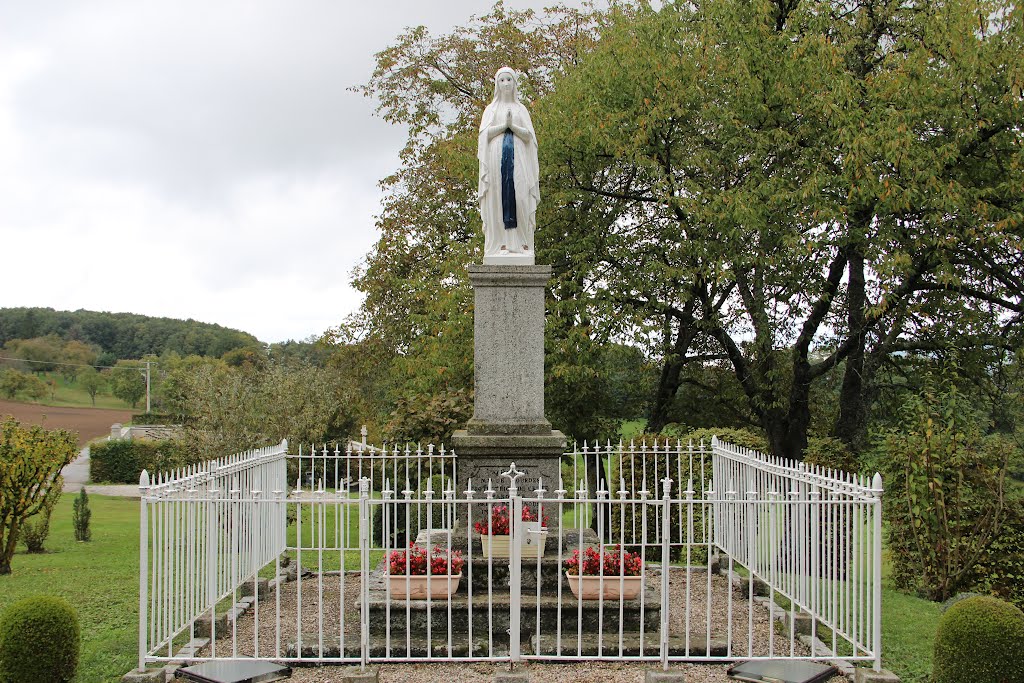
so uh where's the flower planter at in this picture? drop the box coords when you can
[480,522,548,559]
[480,534,512,558]
[565,572,643,600]
[387,573,462,600]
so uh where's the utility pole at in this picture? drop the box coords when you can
[144,361,151,414]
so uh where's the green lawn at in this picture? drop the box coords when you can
[7,372,134,410]
[0,495,141,683]
[878,553,943,683]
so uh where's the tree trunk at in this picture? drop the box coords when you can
[834,252,867,452]
[647,311,699,434]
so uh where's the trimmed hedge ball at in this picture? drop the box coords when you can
[0,596,80,683]
[933,594,1024,683]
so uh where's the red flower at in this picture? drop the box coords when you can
[564,545,642,577]
[473,503,551,536]
[387,543,464,576]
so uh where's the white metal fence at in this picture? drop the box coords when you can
[138,437,883,672]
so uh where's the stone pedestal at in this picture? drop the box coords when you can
[453,265,566,531]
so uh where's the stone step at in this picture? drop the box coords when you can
[530,632,729,657]
[365,588,661,635]
[286,633,499,660]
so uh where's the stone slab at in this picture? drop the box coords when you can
[493,672,531,683]
[854,668,901,683]
[121,668,165,683]
[336,666,380,682]
[466,265,551,431]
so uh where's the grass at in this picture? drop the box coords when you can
[5,371,133,410]
[0,494,140,683]
[878,553,943,683]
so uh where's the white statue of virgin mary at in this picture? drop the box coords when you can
[477,67,539,264]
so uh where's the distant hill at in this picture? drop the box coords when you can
[0,307,261,360]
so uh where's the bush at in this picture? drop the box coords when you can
[972,499,1024,610]
[803,436,858,472]
[88,438,193,484]
[372,474,455,549]
[20,488,60,553]
[880,382,1011,601]
[0,595,80,683]
[932,595,1024,683]
[72,488,91,542]
[0,418,77,575]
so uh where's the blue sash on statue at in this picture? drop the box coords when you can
[501,129,517,229]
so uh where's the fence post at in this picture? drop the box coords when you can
[660,476,673,671]
[358,477,371,671]
[138,470,150,671]
[871,473,884,672]
[508,464,523,665]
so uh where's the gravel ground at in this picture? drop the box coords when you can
[197,565,847,682]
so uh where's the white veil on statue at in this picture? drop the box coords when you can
[477,67,539,264]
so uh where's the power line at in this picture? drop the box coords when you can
[0,355,156,371]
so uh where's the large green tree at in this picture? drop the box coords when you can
[335,3,606,441]
[538,0,1023,457]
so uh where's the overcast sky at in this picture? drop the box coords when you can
[0,1,564,344]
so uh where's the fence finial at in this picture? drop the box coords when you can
[871,472,884,496]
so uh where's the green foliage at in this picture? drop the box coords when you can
[0,370,28,400]
[20,488,61,553]
[106,361,146,409]
[881,380,1011,601]
[0,417,76,575]
[535,0,1024,459]
[72,488,91,543]
[88,439,193,484]
[75,366,105,407]
[383,388,473,445]
[167,358,355,459]
[0,307,260,360]
[803,436,858,473]
[0,595,80,683]
[932,595,1024,683]
[972,500,1024,610]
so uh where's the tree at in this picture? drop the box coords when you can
[60,340,97,382]
[172,359,356,459]
[336,2,603,441]
[21,373,47,402]
[0,417,77,574]
[107,361,146,409]
[0,370,28,400]
[537,0,1024,457]
[76,367,105,407]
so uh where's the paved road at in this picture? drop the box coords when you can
[61,444,141,498]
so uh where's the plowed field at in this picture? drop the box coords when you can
[0,399,133,446]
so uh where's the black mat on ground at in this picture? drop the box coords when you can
[727,660,837,683]
[174,660,291,683]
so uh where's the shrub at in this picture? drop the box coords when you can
[88,438,193,484]
[0,417,77,575]
[932,595,1024,683]
[72,488,91,542]
[0,595,80,683]
[20,488,61,553]
[881,382,1011,601]
[803,436,858,472]
[972,499,1024,610]
[372,474,456,549]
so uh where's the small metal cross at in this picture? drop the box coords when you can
[500,462,524,496]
